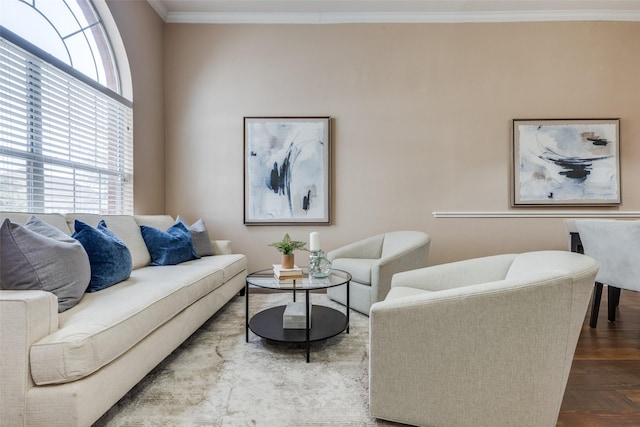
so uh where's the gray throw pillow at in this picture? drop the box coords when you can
[176,215,214,256]
[0,216,91,312]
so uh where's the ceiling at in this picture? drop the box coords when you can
[147,0,640,23]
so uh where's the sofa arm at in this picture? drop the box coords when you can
[212,240,232,255]
[0,290,58,425]
[390,253,516,292]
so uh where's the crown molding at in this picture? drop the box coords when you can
[147,0,169,22]
[160,10,640,24]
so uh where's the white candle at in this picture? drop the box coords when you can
[310,232,320,251]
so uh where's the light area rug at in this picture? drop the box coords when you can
[94,292,401,427]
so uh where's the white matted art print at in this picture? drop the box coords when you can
[244,117,331,224]
[512,118,620,206]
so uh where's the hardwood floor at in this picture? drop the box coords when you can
[558,287,640,426]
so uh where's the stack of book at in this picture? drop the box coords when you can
[273,264,304,279]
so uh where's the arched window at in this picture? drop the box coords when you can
[0,0,133,214]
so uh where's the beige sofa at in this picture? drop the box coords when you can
[369,250,598,427]
[0,213,247,427]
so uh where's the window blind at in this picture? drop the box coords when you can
[0,36,133,214]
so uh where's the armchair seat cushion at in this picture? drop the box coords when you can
[331,258,375,285]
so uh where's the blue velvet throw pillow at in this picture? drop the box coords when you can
[140,222,200,266]
[72,220,133,292]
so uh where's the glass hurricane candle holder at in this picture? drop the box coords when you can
[309,249,332,278]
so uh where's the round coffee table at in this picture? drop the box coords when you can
[245,267,351,362]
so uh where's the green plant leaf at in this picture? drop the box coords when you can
[268,233,308,255]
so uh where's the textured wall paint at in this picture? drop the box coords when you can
[162,22,640,271]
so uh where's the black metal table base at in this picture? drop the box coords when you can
[245,283,350,362]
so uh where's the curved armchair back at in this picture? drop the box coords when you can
[327,234,385,260]
[369,250,598,427]
[326,230,430,315]
[380,231,430,258]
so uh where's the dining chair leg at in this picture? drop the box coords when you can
[608,286,621,323]
[611,286,621,307]
[589,282,603,328]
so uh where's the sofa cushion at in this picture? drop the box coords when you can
[67,214,151,269]
[0,216,90,312]
[72,220,133,292]
[197,253,247,282]
[177,215,214,257]
[331,258,376,285]
[29,261,227,385]
[141,222,200,266]
[134,215,175,231]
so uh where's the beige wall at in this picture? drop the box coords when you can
[108,0,166,214]
[162,21,640,271]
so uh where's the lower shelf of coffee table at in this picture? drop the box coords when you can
[249,305,347,342]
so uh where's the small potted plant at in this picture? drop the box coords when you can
[269,233,307,269]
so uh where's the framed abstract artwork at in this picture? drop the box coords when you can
[512,118,621,206]
[244,116,331,225]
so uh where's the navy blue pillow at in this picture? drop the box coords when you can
[72,220,133,292]
[140,222,200,266]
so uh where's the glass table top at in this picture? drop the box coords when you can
[246,267,351,290]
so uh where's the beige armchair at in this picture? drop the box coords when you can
[369,250,598,427]
[326,231,430,315]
